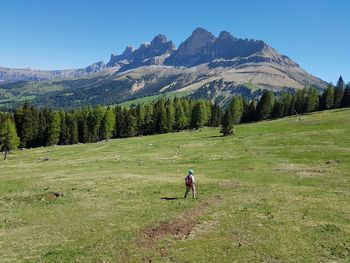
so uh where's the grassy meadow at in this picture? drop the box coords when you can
[1,108,350,262]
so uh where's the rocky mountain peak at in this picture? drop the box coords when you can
[122,46,135,56]
[151,34,168,45]
[218,30,235,40]
[177,27,215,56]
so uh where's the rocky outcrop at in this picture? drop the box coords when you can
[106,46,135,67]
[106,34,175,69]
[84,61,106,73]
[165,27,215,66]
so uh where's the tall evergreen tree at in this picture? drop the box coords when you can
[342,83,350,107]
[181,99,191,126]
[0,117,20,160]
[142,104,154,135]
[244,100,257,122]
[115,106,124,138]
[66,113,79,145]
[77,108,89,143]
[333,76,345,108]
[293,89,307,114]
[135,104,145,136]
[37,109,49,146]
[209,103,222,127]
[255,90,275,120]
[228,96,244,124]
[59,110,70,145]
[305,88,320,113]
[153,99,167,134]
[321,85,335,110]
[47,111,61,146]
[165,99,175,132]
[87,106,104,142]
[190,101,208,129]
[123,108,137,137]
[101,107,116,141]
[174,98,187,130]
[14,103,39,148]
[221,108,234,136]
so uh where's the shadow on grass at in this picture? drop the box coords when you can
[160,197,180,201]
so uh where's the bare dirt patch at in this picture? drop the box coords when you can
[296,169,325,177]
[219,180,242,189]
[276,163,327,178]
[142,195,221,243]
[135,195,222,262]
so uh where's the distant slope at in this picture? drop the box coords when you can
[0,28,328,109]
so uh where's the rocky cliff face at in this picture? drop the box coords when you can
[106,34,175,69]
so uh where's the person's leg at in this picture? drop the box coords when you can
[192,184,196,199]
[184,186,190,198]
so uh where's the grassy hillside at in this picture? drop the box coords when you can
[1,109,350,262]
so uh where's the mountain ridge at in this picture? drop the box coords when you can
[0,27,328,109]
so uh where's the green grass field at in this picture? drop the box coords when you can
[1,109,350,262]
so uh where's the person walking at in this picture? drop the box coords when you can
[184,169,196,199]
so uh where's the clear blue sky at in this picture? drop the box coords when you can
[1,0,349,83]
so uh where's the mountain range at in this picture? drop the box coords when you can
[0,28,328,108]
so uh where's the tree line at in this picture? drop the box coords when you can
[1,76,350,157]
[221,76,350,135]
[0,98,220,156]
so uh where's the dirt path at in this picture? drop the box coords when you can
[131,195,222,262]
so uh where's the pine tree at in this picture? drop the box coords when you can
[66,113,78,144]
[47,111,61,146]
[165,99,175,132]
[321,85,335,110]
[123,108,137,137]
[272,98,283,118]
[14,103,39,148]
[37,108,49,146]
[229,96,244,124]
[135,104,145,136]
[77,108,89,143]
[153,99,167,134]
[142,104,154,135]
[0,117,20,159]
[334,76,345,108]
[59,109,70,145]
[293,89,307,114]
[342,83,350,107]
[281,93,293,116]
[190,101,208,129]
[245,100,257,122]
[87,106,104,142]
[115,106,124,138]
[101,107,116,141]
[209,103,222,127]
[221,108,234,136]
[174,98,187,130]
[181,99,191,127]
[305,88,320,113]
[336,76,345,89]
[255,90,275,120]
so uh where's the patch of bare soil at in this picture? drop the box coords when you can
[276,163,327,178]
[296,169,325,177]
[219,180,242,189]
[135,195,222,262]
[143,195,221,243]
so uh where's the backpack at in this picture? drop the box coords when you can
[185,175,193,187]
